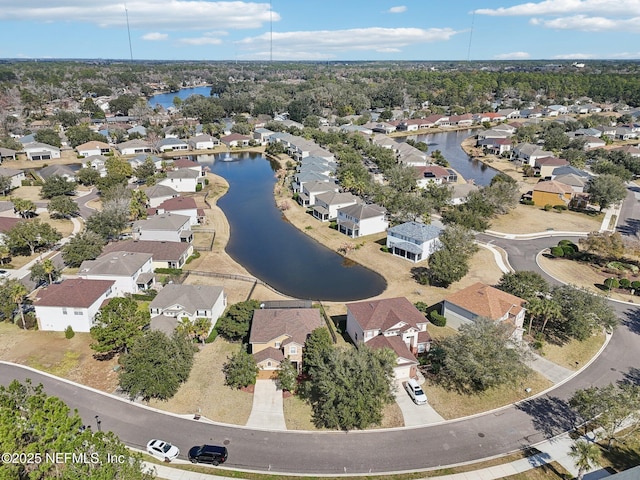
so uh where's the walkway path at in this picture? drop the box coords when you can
[244,380,286,430]
[524,350,574,384]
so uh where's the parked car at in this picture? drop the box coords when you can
[146,439,180,462]
[188,444,228,465]
[404,378,428,405]
[0,269,10,278]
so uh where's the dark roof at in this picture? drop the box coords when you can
[249,308,324,345]
[346,297,426,332]
[157,196,198,211]
[34,279,114,308]
[366,334,418,364]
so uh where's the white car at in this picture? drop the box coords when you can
[404,378,428,405]
[146,439,180,462]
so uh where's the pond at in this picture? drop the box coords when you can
[148,86,213,109]
[198,152,387,301]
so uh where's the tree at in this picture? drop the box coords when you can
[0,379,155,480]
[585,174,627,212]
[302,327,334,375]
[421,182,453,212]
[496,271,550,302]
[11,197,37,218]
[129,189,148,220]
[307,345,395,430]
[570,383,640,450]
[526,296,562,335]
[119,331,196,401]
[47,195,79,218]
[76,166,101,186]
[108,94,138,116]
[40,174,77,199]
[61,230,105,267]
[90,297,150,357]
[426,225,477,288]
[8,279,28,329]
[568,440,601,480]
[65,124,105,148]
[30,258,60,286]
[551,285,618,340]
[223,347,258,389]
[85,205,129,240]
[0,175,12,195]
[428,318,531,393]
[133,157,157,184]
[216,299,261,341]
[4,219,62,255]
[579,231,625,261]
[276,358,298,392]
[34,128,62,147]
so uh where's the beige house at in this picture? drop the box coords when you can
[249,308,324,377]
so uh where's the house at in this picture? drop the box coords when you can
[345,297,432,378]
[386,222,442,263]
[534,156,569,178]
[76,140,111,157]
[78,251,155,296]
[249,308,324,376]
[157,169,201,192]
[132,213,193,243]
[0,147,18,162]
[611,145,640,158]
[171,158,205,178]
[129,154,163,171]
[127,125,147,137]
[37,164,77,181]
[450,183,480,205]
[415,165,457,187]
[189,134,220,150]
[550,165,591,179]
[337,203,388,238]
[149,284,226,336]
[580,136,606,149]
[292,171,334,194]
[101,239,192,269]
[83,155,108,177]
[116,139,153,155]
[513,143,554,166]
[366,335,420,381]
[0,167,26,190]
[158,137,190,152]
[477,138,513,156]
[298,180,340,207]
[153,196,203,226]
[144,184,179,208]
[253,128,274,145]
[23,142,61,161]
[220,133,251,147]
[33,278,115,332]
[312,191,358,221]
[531,180,575,206]
[553,173,589,193]
[442,282,526,342]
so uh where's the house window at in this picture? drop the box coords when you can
[417,344,426,354]
[267,361,271,367]
[289,346,297,355]
[196,310,207,317]
[74,309,83,316]
[274,342,281,348]
[62,307,67,315]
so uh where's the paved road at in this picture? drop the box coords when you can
[0,192,637,474]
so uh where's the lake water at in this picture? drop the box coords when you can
[148,86,213,109]
[198,152,387,301]
[404,129,498,186]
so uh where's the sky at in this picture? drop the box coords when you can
[0,0,638,61]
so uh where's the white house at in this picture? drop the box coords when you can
[33,278,115,332]
[189,134,219,150]
[337,203,388,238]
[144,184,179,208]
[116,139,153,156]
[158,169,201,192]
[0,167,26,190]
[76,140,111,157]
[386,222,442,263]
[149,284,227,336]
[153,196,202,226]
[132,213,193,243]
[78,251,155,296]
[23,142,61,161]
[298,181,340,207]
[312,191,358,221]
[158,138,190,152]
[101,239,192,270]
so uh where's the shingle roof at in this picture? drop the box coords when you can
[533,180,574,194]
[134,213,190,231]
[366,335,418,364]
[338,202,386,220]
[249,308,324,345]
[157,196,198,211]
[149,284,224,313]
[444,282,525,320]
[387,222,442,243]
[34,278,114,308]
[79,251,152,277]
[253,346,285,363]
[101,240,190,262]
[346,297,426,332]
[144,185,178,199]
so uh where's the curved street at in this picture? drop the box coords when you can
[0,188,638,475]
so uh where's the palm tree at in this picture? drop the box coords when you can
[9,280,28,329]
[42,259,56,285]
[526,297,562,335]
[193,317,212,345]
[568,439,601,480]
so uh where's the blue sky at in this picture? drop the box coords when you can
[0,0,638,61]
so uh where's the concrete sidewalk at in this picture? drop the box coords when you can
[524,351,574,384]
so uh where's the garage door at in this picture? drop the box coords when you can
[257,369,278,380]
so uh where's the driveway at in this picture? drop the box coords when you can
[395,380,445,427]
[245,380,286,430]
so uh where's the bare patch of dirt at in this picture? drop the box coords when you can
[489,204,602,235]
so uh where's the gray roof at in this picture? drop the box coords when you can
[553,173,588,187]
[79,251,152,277]
[134,213,190,231]
[149,284,224,313]
[149,314,178,336]
[38,164,76,179]
[551,165,591,178]
[338,202,386,220]
[166,169,200,179]
[303,181,338,194]
[145,184,178,199]
[314,191,358,206]
[387,221,442,242]
[101,240,190,262]
[0,167,24,177]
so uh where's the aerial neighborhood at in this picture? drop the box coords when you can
[1,59,640,479]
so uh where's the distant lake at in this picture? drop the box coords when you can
[148,86,213,109]
[403,129,498,186]
[197,152,387,301]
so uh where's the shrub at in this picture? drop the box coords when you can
[619,278,631,289]
[414,302,429,314]
[561,245,577,257]
[64,325,75,339]
[553,204,568,211]
[155,267,183,275]
[604,277,619,289]
[204,178,209,185]
[185,251,200,264]
[550,246,565,257]
[195,183,202,192]
[521,199,535,206]
[631,280,640,290]
[205,328,218,344]
[543,204,553,211]
[429,311,447,327]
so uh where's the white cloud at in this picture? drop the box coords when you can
[388,6,407,14]
[237,27,459,58]
[142,32,168,41]
[475,0,640,17]
[532,15,640,32]
[493,51,531,59]
[552,52,596,59]
[0,1,279,30]
[178,36,224,46]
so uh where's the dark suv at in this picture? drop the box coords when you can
[188,444,228,465]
